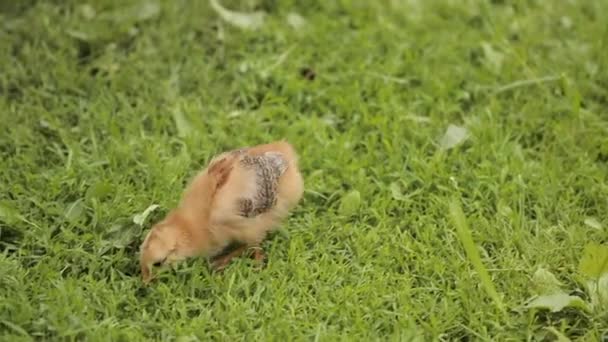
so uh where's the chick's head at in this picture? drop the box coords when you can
[139,222,182,283]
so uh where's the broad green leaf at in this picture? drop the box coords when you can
[578,243,608,279]
[531,267,563,295]
[526,293,588,312]
[585,274,608,310]
[449,198,505,314]
[339,190,361,216]
[133,204,160,226]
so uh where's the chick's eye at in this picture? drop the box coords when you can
[152,261,163,267]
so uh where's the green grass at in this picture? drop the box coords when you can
[1,0,608,340]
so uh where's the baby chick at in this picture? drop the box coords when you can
[139,155,237,283]
[139,140,304,283]
[208,140,304,270]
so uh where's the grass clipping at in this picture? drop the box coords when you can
[449,198,506,315]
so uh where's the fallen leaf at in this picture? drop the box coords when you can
[287,12,306,30]
[531,267,563,295]
[209,0,265,30]
[65,199,85,224]
[583,217,602,230]
[439,124,469,150]
[578,243,608,279]
[339,190,361,216]
[526,293,588,312]
[133,204,160,226]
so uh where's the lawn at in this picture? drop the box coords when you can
[1,0,607,340]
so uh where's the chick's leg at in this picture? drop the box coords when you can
[250,246,265,264]
[210,244,266,271]
[210,244,248,271]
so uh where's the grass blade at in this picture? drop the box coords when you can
[449,198,506,315]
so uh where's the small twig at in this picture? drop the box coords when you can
[365,71,411,84]
[491,75,562,94]
[262,46,295,75]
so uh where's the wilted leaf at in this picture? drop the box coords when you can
[80,4,96,20]
[0,202,21,225]
[390,182,406,201]
[339,190,361,216]
[531,267,563,295]
[287,12,306,30]
[526,293,588,312]
[439,124,469,150]
[583,217,602,230]
[65,199,85,223]
[497,200,513,217]
[481,42,504,73]
[86,181,113,200]
[110,0,160,23]
[209,0,265,30]
[133,204,159,226]
[560,16,573,30]
[545,327,572,342]
[578,243,608,279]
[135,1,160,21]
[172,107,191,138]
[227,110,246,118]
[65,30,91,41]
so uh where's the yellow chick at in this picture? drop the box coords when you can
[139,140,304,283]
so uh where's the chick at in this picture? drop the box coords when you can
[139,155,237,283]
[139,140,304,282]
[207,141,304,270]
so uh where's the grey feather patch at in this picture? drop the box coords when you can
[236,152,288,217]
